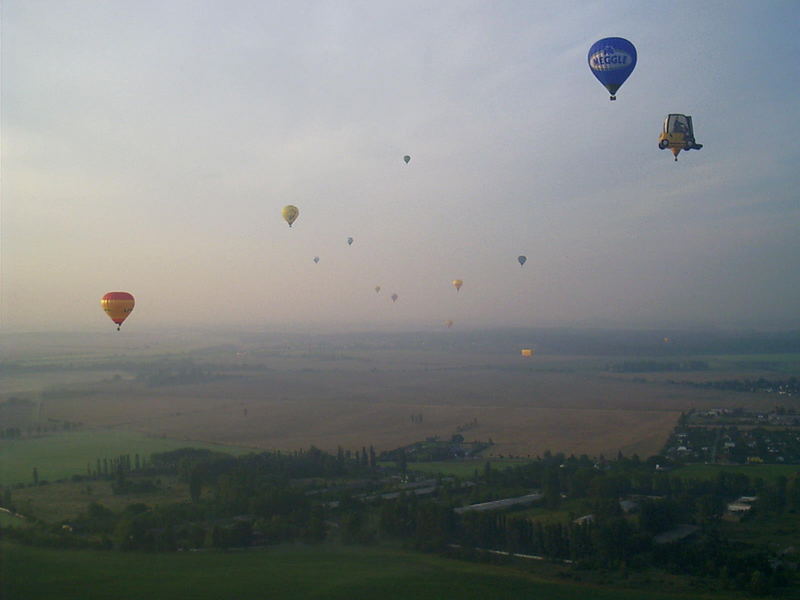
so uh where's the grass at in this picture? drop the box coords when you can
[0,429,255,486]
[719,511,800,548]
[11,476,192,523]
[0,510,28,527]
[0,541,734,600]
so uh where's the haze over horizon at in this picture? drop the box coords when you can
[3,1,799,334]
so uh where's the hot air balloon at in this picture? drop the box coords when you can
[374,286,381,294]
[658,114,703,161]
[452,279,463,292]
[445,320,454,329]
[588,37,636,101]
[347,237,354,246]
[101,292,135,331]
[391,293,398,303]
[521,348,534,357]
[518,255,527,267]
[313,256,320,264]
[403,155,411,164]
[282,205,299,227]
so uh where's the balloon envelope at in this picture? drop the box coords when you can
[391,293,398,302]
[521,348,534,357]
[445,320,454,328]
[101,292,135,330]
[313,256,320,264]
[375,286,381,294]
[452,279,463,292]
[518,255,527,266]
[588,37,636,99]
[347,237,354,246]
[282,205,299,227]
[403,155,411,164]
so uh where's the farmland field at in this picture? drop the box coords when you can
[0,541,732,600]
[3,330,799,466]
[0,430,253,486]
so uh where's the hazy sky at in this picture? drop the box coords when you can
[3,1,799,333]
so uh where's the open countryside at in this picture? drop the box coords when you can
[2,329,800,598]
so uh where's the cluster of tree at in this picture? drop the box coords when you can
[606,360,709,373]
[456,418,479,433]
[5,443,800,595]
[0,421,83,439]
[379,439,492,464]
[365,456,798,594]
[135,361,226,386]
[673,377,799,395]
[1,427,24,439]
[85,453,146,481]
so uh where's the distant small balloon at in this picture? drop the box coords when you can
[391,293,398,303]
[313,256,320,264]
[375,286,381,294]
[445,320,454,329]
[521,348,534,357]
[452,279,463,292]
[347,237,354,246]
[518,255,527,267]
[403,155,411,164]
[282,205,299,227]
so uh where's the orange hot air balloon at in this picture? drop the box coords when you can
[521,348,533,357]
[101,292,135,331]
[452,279,463,292]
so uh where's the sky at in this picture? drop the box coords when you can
[2,0,799,333]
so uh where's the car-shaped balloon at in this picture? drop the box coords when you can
[658,114,703,161]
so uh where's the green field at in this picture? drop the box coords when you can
[0,429,255,486]
[673,463,800,482]
[0,542,732,600]
[0,510,28,527]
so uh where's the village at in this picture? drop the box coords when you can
[663,408,800,464]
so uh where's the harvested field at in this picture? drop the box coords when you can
[33,367,735,459]
[3,331,795,463]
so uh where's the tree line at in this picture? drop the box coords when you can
[2,446,799,595]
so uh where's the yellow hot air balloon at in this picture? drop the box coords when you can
[282,205,299,227]
[452,279,463,292]
[521,348,533,357]
[101,292,135,331]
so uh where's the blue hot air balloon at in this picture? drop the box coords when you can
[588,37,636,101]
